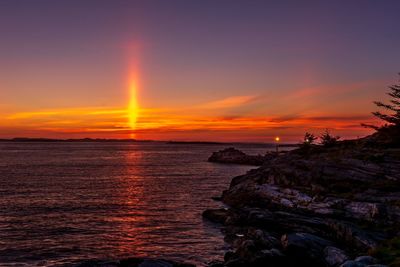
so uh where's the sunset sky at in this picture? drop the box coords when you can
[1,0,399,142]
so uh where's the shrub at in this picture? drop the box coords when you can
[320,130,340,147]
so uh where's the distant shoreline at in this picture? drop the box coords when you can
[0,137,150,143]
[0,137,298,146]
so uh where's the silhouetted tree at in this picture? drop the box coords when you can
[320,129,340,147]
[303,132,317,145]
[299,132,317,150]
[363,74,400,130]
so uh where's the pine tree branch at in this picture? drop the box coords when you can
[372,112,398,124]
[361,123,380,130]
[388,91,400,98]
[374,101,396,111]
[390,100,400,106]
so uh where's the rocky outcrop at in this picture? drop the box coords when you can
[208,148,275,166]
[204,138,400,266]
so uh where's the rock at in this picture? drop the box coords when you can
[354,256,378,265]
[134,259,173,267]
[249,229,280,249]
[260,248,284,258]
[254,184,313,208]
[208,260,224,267]
[208,148,272,165]
[226,237,287,267]
[119,258,195,267]
[211,196,223,201]
[202,208,229,224]
[224,251,237,262]
[326,221,384,250]
[78,260,119,267]
[251,248,287,267]
[324,246,349,267]
[224,258,247,267]
[340,260,365,267]
[280,198,294,207]
[281,233,333,264]
[236,239,258,259]
[344,202,383,221]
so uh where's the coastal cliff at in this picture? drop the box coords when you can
[204,129,400,267]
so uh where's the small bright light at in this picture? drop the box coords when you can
[275,137,280,142]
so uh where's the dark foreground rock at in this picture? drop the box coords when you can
[202,208,231,224]
[208,147,275,166]
[205,131,400,267]
[77,257,195,267]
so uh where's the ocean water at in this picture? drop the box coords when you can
[0,142,271,266]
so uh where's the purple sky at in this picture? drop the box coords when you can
[0,0,399,141]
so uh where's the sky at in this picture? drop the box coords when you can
[1,0,399,142]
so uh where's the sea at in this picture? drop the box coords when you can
[0,141,274,266]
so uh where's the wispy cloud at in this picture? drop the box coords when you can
[197,95,256,109]
[7,111,61,119]
[286,79,383,100]
[269,114,373,123]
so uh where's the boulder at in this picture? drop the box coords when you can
[324,246,349,267]
[281,233,333,264]
[344,202,383,221]
[354,256,378,265]
[340,261,365,267]
[248,229,280,249]
[202,208,229,224]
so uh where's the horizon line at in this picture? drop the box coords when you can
[0,137,299,145]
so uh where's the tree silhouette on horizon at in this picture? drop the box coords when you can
[363,74,400,130]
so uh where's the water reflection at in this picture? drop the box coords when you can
[0,142,268,266]
[113,145,147,258]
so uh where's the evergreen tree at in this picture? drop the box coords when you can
[303,132,317,145]
[364,74,400,129]
[320,130,340,147]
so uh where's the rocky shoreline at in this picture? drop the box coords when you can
[203,131,400,267]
